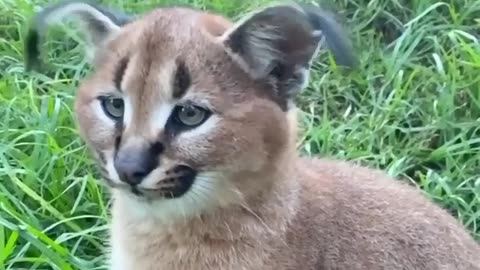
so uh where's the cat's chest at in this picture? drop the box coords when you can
[109,239,270,270]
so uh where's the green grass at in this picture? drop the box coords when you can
[1,0,479,269]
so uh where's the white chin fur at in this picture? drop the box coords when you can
[105,149,122,184]
[114,171,241,224]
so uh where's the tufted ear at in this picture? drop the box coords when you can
[24,0,132,71]
[222,2,357,102]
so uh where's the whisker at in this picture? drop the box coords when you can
[194,182,214,205]
[224,220,235,241]
[241,203,274,234]
[185,189,199,218]
[235,191,275,235]
[176,198,187,224]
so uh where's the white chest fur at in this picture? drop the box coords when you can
[108,216,277,270]
[107,181,296,270]
[108,205,288,269]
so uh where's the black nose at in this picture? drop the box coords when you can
[114,144,161,185]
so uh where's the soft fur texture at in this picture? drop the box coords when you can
[25,1,480,270]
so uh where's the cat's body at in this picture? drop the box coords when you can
[25,1,480,269]
[110,155,480,270]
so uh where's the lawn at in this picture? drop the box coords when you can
[0,0,479,269]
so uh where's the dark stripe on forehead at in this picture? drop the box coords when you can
[172,60,191,99]
[114,56,129,90]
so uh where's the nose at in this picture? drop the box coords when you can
[114,143,162,185]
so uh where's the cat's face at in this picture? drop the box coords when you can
[75,7,294,210]
[25,1,355,220]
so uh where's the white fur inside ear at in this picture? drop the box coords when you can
[220,22,285,79]
[218,5,280,79]
[219,2,323,84]
[219,1,306,41]
[41,1,122,60]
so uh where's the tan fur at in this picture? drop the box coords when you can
[50,4,480,270]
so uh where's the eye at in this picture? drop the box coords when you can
[100,97,124,120]
[173,105,210,127]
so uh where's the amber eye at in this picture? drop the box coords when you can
[173,105,209,127]
[100,97,124,120]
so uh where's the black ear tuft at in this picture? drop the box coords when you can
[23,0,132,72]
[24,27,42,72]
[299,3,358,68]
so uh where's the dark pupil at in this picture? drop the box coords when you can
[111,99,123,109]
[184,107,196,117]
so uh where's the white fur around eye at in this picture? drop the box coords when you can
[150,103,175,131]
[123,96,133,128]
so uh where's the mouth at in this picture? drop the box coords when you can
[131,165,197,199]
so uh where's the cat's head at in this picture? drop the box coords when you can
[25,0,356,220]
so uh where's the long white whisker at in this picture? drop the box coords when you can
[230,185,275,235]
[224,220,235,241]
[188,190,203,220]
[240,202,275,234]
[171,193,186,224]
[194,180,216,206]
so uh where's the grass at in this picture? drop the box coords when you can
[0,0,479,269]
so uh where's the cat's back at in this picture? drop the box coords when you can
[282,157,480,270]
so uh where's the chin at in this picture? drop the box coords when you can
[109,170,241,223]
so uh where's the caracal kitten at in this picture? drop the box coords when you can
[25,1,480,269]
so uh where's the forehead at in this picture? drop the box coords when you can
[101,7,234,70]
[92,7,252,100]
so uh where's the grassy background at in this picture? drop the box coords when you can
[1,0,479,269]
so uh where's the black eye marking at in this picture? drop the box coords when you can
[114,134,122,156]
[130,185,143,196]
[114,56,129,91]
[150,141,165,155]
[172,60,191,99]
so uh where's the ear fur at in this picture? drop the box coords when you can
[222,2,357,102]
[24,0,132,71]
